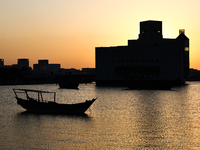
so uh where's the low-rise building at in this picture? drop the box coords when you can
[46,64,60,75]
[0,59,4,68]
[59,68,81,75]
[18,58,29,69]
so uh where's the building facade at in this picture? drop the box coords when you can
[18,58,29,69]
[33,59,49,74]
[0,59,4,68]
[33,59,61,75]
[46,64,60,75]
[95,20,189,87]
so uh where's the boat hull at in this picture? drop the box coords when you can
[16,97,96,114]
[59,81,79,89]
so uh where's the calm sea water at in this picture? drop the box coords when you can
[0,82,200,149]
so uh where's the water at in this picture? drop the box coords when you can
[0,82,200,149]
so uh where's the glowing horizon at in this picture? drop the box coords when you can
[1,0,200,69]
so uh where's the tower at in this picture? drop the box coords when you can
[139,20,163,41]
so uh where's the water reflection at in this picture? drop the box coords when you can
[17,111,90,119]
[131,87,197,149]
[135,91,168,148]
[1,83,200,149]
[12,110,94,149]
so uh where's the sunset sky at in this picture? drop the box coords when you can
[1,0,200,69]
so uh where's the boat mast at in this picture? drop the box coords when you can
[38,92,39,102]
[25,90,29,100]
[40,92,43,102]
[54,92,56,103]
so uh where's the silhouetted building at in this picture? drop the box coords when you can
[59,68,81,75]
[46,64,60,75]
[39,59,48,66]
[33,59,49,74]
[82,68,96,75]
[0,59,4,68]
[33,59,61,75]
[95,20,189,86]
[187,68,200,80]
[18,58,29,69]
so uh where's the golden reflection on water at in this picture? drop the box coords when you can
[0,83,200,149]
[92,85,200,149]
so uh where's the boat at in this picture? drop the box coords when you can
[59,76,79,89]
[13,89,97,114]
[59,80,79,89]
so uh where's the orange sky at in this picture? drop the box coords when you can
[1,0,200,69]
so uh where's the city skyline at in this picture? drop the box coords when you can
[1,0,200,69]
[0,58,94,69]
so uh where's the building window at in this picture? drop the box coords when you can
[185,47,189,51]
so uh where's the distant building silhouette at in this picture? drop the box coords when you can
[59,68,81,75]
[46,64,60,75]
[95,20,189,87]
[18,58,29,69]
[33,59,49,75]
[187,68,200,80]
[39,59,49,66]
[10,58,30,69]
[33,59,61,75]
[0,59,4,68]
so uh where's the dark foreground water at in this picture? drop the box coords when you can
[0,82,200,149]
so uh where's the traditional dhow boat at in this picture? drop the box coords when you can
[13,89,97,114]
[59,80,79,89]
[59,75,79,89]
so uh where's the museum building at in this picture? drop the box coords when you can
[95,20,189,87]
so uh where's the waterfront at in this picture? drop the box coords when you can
[0,82,200,149]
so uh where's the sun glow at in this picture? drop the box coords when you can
[1,0,200,69]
